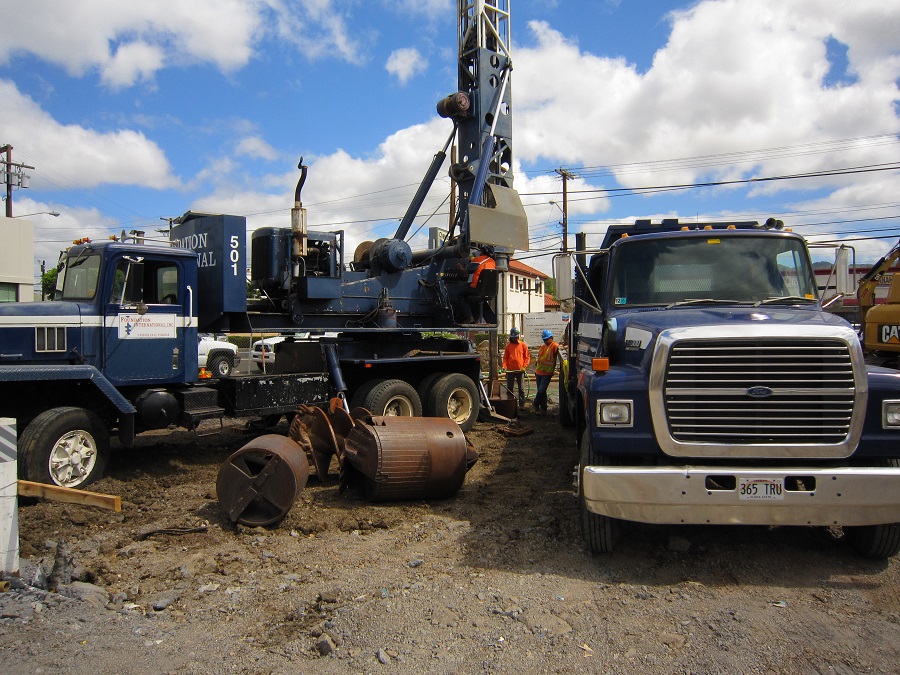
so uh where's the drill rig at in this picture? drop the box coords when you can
[173,0,529,335]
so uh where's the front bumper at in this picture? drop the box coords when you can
[582,465,900,526]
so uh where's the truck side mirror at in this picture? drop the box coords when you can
[835,247,853,296]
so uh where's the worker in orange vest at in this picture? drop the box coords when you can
[502,326,530,406]
[459,246,496,324]
[532,329,561,415]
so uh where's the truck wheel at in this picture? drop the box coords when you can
[579,430,619,554]
[208,354,233,377]
[558,374,575,428]
[416,372,444,410]
[362,379,422,417]
[428,373,480,432]
[350,379,387,410]
[18,407,110,489]
[845,459,900,559]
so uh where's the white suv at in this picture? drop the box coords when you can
[199,334,240,377]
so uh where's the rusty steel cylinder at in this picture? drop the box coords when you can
[216,434,309,526]
[343,416,473,502]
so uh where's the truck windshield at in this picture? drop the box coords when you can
[610,235,818,307]
[58,252,102,301]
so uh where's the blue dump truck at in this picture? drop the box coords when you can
[559,219,900,558]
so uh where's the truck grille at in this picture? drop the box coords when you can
[664,338,856,445]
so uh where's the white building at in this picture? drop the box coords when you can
[498,259,547,335]
[0,216,35,302]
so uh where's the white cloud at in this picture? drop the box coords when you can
[235,136,281,162]
[386,48,429,85]
[0,0,262,88]
[0,79,178,190]
[514,1,900,192]
[101,41,165,88]
[266,0,366,65]
[0,0,371,88]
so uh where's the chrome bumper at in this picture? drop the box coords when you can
[582,466,900,527]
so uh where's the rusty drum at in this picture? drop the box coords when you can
[216,434,309,526]
[342,416,476,502]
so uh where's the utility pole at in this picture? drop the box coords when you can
[0,145,35,218]
[554,168,575,252]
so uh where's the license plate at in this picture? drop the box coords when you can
[738,477,784,500]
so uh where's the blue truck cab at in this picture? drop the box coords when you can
[561,219,900,558]
[0,238,201,487]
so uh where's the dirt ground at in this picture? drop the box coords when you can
[2,401,900,674]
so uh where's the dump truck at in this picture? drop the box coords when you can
[557,218,900,558]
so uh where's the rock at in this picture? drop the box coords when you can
[178,553,218,579]
[517,610,573,636]
[63,581,109,608]
[376,648,390,664]
[316,634,336,656]
[319,590,339,604]
[339,517,360,532]
[660,632,686,649]
[408,559,423,568]
[151,594,178,611]
[430,606,458,627]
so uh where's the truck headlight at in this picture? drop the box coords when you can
[597,400,633,427]
[883,401,900,429]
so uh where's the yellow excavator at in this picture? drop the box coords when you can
[858,240,900,357]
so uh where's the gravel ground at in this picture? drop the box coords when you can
[2,404,899,674]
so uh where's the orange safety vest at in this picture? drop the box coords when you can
[468,255,496,288]
[503,339,530,371]
[535,340,559,375]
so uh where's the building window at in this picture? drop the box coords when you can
[0,282,17,302]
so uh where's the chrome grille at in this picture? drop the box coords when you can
[664,339,855,444]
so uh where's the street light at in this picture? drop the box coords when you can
[12,211,60,218]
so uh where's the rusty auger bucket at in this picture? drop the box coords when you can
[217,400,478,526]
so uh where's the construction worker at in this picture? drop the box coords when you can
[502,326,530,406]
[460,245,496,324]
[532,329,561,415]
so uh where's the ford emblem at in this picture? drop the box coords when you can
[746,386,773,398]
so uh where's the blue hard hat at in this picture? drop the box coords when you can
[509,327,520,337]
[542,329,553,340]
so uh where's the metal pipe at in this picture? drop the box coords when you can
[394,127,456,242]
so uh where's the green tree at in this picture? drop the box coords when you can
[41,268,58,299]
[544,277,556,297]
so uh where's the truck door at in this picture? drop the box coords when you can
[103,255,191,385]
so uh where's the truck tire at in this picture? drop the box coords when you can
[362,379,422,417]
[416,372,444,410]
[350,379,387,410]
[18,407,110,489]
[428,373,479,432]
[579,430,619,554]
[208,353,233,377]
[845,459,900,559]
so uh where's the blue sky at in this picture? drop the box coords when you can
[1,0,899,279]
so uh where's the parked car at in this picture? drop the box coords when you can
[198,333,240,377]
[250,336,286,371]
